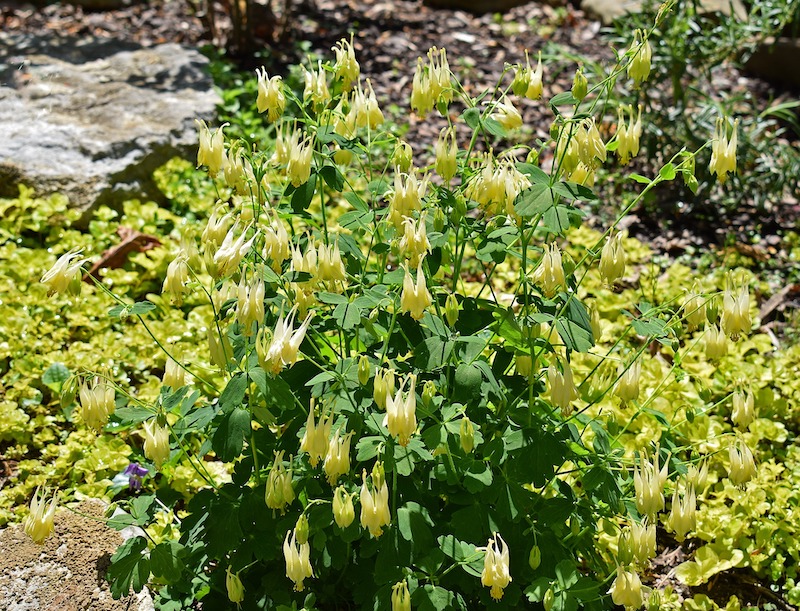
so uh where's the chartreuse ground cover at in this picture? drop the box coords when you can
[6,2,800,609]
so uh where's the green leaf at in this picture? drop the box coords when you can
[415,337,455,371]
[659,163,677,180]
[219,374,247,412]
[129,302,156,316]
[483,117,507,138]
[249,369,295,413]
[344,191,369,212]
[631,315,668,338]
[319,165,345,191]
[463,460,493,493]
[317,291,349,305]
[556,298,594,353]
[114,405,156,426]
[107,536,150,598]
[356,436,383,462]
[550,92,579,107]
[514,184,554,217]
[462,107,481,130]
[151,540,185,583]
[291,175,316,212]
[629,173,651,184]
[333,301,362,330]
[516,163,550,185]
[415,585,454,611]
[42,363,70,391]
[212,407,251,462]
[397,501,434,543]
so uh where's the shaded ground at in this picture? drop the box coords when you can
[0,499,153,611]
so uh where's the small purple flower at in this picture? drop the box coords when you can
[123,463,148,491]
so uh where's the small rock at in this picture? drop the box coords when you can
[0,33,220,220]
[580,0,746,24]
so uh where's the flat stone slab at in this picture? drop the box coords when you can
[580,0,746,24]
[0,34,219,215]
[0,499,153,611]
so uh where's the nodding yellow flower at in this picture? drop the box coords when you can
[513,50,543,100]
[391,580,411,611]
[383,373,418,446]
[195,120,228,178]
[481,533,512,601]
[225,567,245,607]
[615,104,642,165]
[236,275,265,336]
[683,287,707,329]
[24,487,57,545]
[360,464,391,538]
[534,243,566,298]
[265,451,295,513]
[299,399,334,468]
[732,386,756,430]
[349,79,384,130]
[434,125,458,182]
[392,140,414,173]
[256,306,313,375]
[720,272,750,340]
[358,355,371,386]
[667,480,696,542]
[283,528,314,591]
[213,222,257,279]
[633,448,669,517]
[388,170,428,229]
[547,360,579,416]
[143,419,170,469]
[79,376,116,431]
[599,232,627,286]
[163,356,186,392]
[208,325,233,369]
[373,368,396,410]
[572,67,588,101]
[255,68,285,122]
[629,518,656,565]
[287,133,314,187]
[704,324,728,359]
[263,213,291,270]
[316,241,347,286]
[459,416,475,454]
[302,60,330,110]
[710,116,738,183]
[616,359,641,403]
[410,47,452,117]
[41,250,87,297]
[444,293,460,327]
[400,262,432,321]
[323,428,354,485]
[398,215,431,269]
[627,30,652,87]
[163,252,190,306]
[609,566,643,610]
[332,36,360,90]
[332,486,355,528]
[728,436,757,485]
[491,97,523,131]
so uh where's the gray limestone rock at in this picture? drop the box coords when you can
[580,0,747,24]
[0,34,220,218]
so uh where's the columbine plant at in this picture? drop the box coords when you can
[34,2,764,607]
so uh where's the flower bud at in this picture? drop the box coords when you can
[543,588,555,611]
[422,380,437,408]
[374,368,396,410]
[589,302,602,342]
[143,419,170,469]
[294,514,310,545]
[528,544,541,570]
[572,67,588,101]
[627,30,652,87]
[460,417,475,454]
[393,140,413,173]
[732,387,756,430]
[24,487,57,545]
[516,354,533,378]
[208,325,233,369]
[333,486,355,528]
[391,580,411,611]
[358,355,371,386]
[226,567,245,606]
[445,293,460,327]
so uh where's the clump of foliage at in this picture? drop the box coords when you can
[9,1,800,610]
